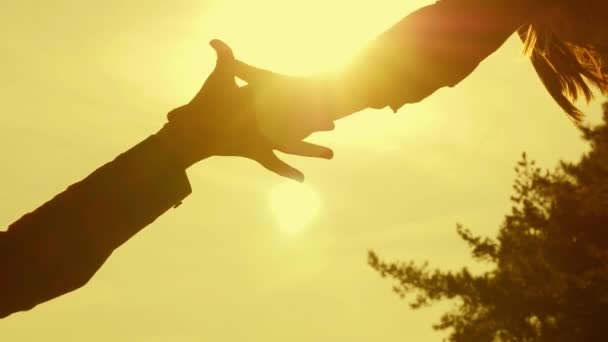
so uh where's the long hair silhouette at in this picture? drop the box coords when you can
[519,1,608,121]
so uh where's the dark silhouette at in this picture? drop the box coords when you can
[369,102,608,341]
[5,0,607,321]
[230,0,608,127]
[0,40,333,318]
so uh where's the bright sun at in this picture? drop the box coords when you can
[203,0,412,74]
[198,0,416,234]
[270,181,321,235]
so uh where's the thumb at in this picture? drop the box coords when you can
[256,151,305,183]
[209,39,235,71]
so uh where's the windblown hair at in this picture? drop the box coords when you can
[518,4,608,122]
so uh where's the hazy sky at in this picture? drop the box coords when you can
[0,0,603,341]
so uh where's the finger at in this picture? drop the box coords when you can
[204,39,239,95]
[277,141,334,159]
[209,39,235,70]
[234,60,277,85]
[256,151,305,182]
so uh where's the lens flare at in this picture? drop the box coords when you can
[270,181,321,235]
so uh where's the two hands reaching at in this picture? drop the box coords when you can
[163,39,341,182]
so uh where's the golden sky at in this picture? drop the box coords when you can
[0,0,604,341]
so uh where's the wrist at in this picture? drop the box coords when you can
[156,120,211,170]
[312,69,377,120]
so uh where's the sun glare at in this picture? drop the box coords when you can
[197,0,424,232]
[203,0,412,74]
[270,181,321,235]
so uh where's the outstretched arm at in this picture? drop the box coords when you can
[234,0,536,126]
[327,0,533,117]
[0,129,191,318]
[0,40,333,319]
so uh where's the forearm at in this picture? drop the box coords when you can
[320,0,530,119]
[0,125,192,318]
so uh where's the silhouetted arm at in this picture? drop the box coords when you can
[0,39,331,319]
[232,0,540,126]
[0,127,191,318]
[324,0,536,118]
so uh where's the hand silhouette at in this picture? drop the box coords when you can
[232,59,343,145]
[232,50,381,134]
[163,40,333,182]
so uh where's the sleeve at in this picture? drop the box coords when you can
[0,130,192,318]
[351,0,532,111]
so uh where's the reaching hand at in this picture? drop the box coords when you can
[233,60,341,145]
[233,50,383,134]
[163,40,333,182]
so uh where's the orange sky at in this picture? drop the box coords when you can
[0,0,603,341]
